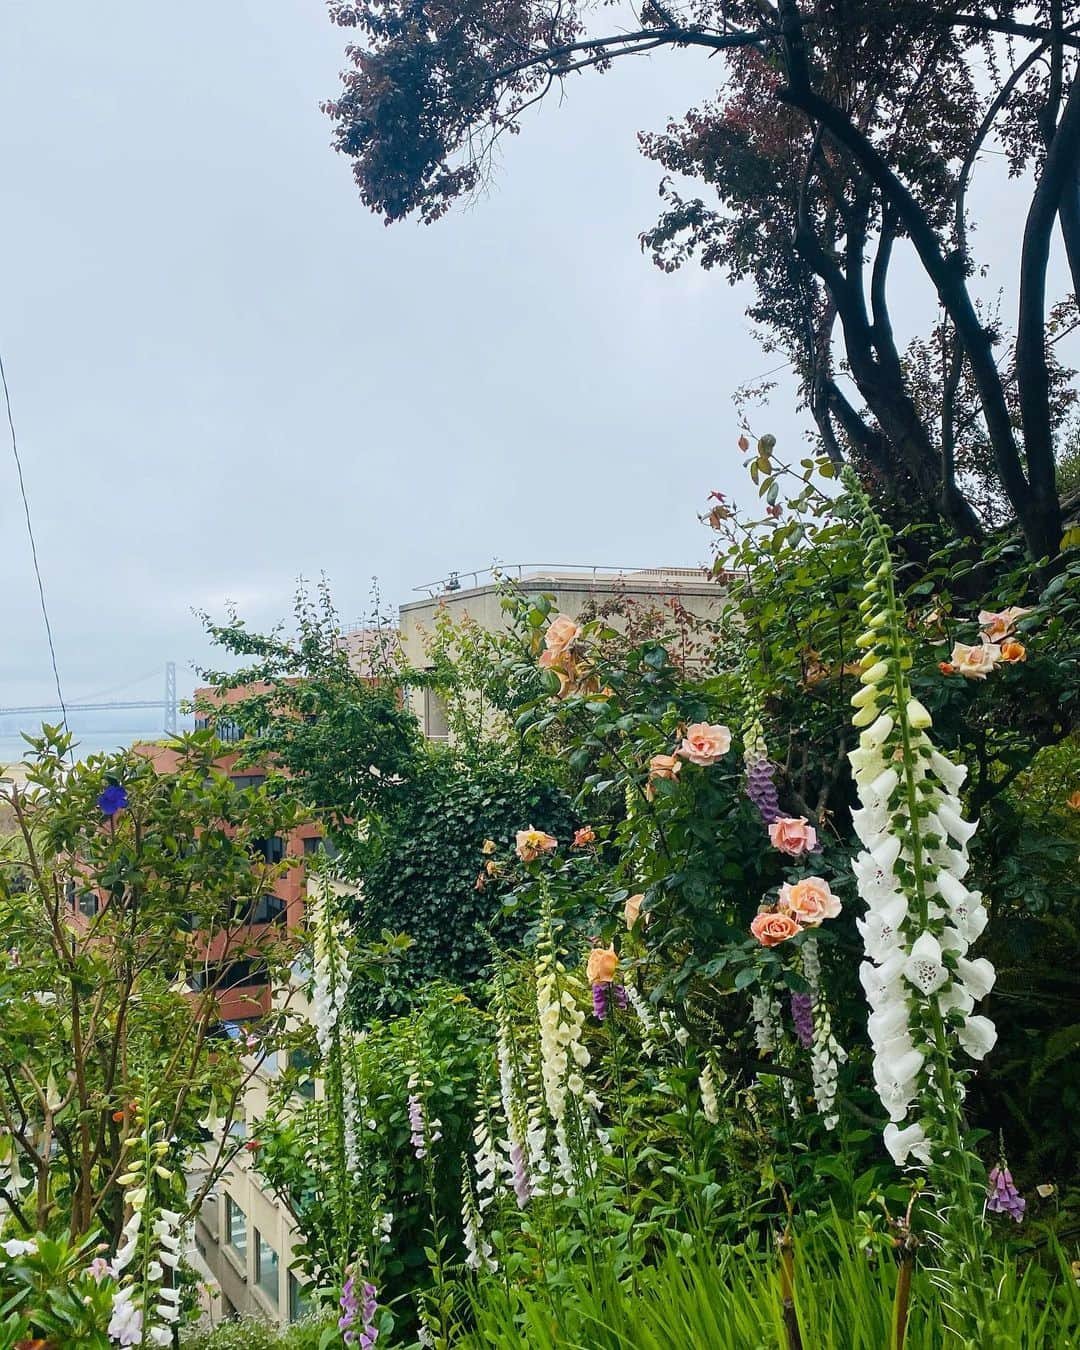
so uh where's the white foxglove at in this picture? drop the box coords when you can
[845,476,996,1173]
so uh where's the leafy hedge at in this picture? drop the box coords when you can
[350,751,577,1016]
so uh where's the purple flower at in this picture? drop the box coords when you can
[407,1093,427,1158]
[509,1139,532,1207]
[340,1272,379,1347]
[592,983,608,1020]
[987,1165,1025,1222]
[790,992,814,1048]
[97,783,128,816]
[745,754,781,826]
[613,984,628,1011]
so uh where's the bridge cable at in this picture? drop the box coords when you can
[1,347,70,742]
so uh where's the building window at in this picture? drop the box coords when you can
[302,835,339,861]
[424,686,449,740]
[251,836,285,865]
[78,890,99,918]
[289,1048,316,1101]
[189,960,269,993]
[225,1196,247,1259]
[289,1272,312,1323]
[230,774,267,791]
[255,1230,278,1305]
[235,893,286,926]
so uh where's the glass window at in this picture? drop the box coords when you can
[230,774,266,791]
[255,1230,278,1305]
[251,837,285,864]
[289,1048,316,1101]
[302,835,339,860]
[289,1272,312,1323]
[424,687,449,740]
[225,1196,247,1258]
[78,890,99,918]
[248,894,287,925]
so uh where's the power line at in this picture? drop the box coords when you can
[1,348,70,740]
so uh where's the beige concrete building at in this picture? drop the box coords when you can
[399,564,728,738]
[191,981,315,1329]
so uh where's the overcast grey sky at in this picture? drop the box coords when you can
[1,4,1068,712]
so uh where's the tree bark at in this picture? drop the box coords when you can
[1015,78,1080,560]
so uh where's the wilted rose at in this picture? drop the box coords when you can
[978,606,1031,643]
[515,828,558,863]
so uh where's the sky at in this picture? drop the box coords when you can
[0,3,1069,714]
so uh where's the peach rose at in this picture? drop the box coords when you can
[624,893,645,929]
[978,607,1031,643]
[544,614,580,656]
[645,753,682,799]
[951,641,1001,679]
[480,839,497,855]
[768,816,818,857]
[999,639,1026,663]
[1067,790,1080,812]
[573,826,596,848]
[676,722,732,766]
[586,947,618,984]
[939,661,956,676]
[750,911,800,947]
[778,876,841,927]
[515,827,558,863]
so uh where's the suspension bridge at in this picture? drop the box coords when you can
[0,662,182,735]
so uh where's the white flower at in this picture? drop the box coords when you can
[957,1014,997,1060]
[699,1063,719,1124]
[883,1121,932,1166]
[860,713,894,747]
[938,984,975,1019]
[903,932,949,996]
[955,955,995,1001]
[928,750,967,794]
[1,1239,37,1258]
[935,804,978,847]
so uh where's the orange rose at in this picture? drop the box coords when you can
[768,816,817,857]
[573,826,596,848]
[1067,791,1080,812]
[750,911,800,947]
[624,893,645,929]
[999,639,1026,663]
[586,947,618,984]
[939,661,956,676]
[544,614,580,657]
[778,876,841,927]
[515,827,558,863]
[676,722,732,766]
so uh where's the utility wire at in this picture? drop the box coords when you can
[1,348,70,741]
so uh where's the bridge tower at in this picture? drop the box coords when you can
[164,661,177,736]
